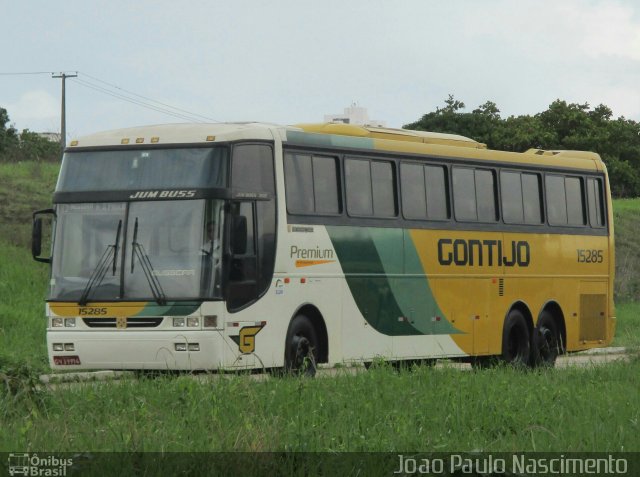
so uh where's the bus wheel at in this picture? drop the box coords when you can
[531,311,560,367]
[501,310,530,366]
[285,315,318,377]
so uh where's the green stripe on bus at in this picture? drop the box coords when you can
[286,131,375,150]
[327,226,461,336]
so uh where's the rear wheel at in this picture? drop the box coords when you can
[501,309,530,366]
[531,311,560,367]
[285,315,318,377]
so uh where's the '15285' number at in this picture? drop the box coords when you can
[577,249,604,263]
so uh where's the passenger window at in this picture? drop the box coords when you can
[501,171,542,225]
[565,177,586,225]
[401,163,427,219]
[587,177,605,227]
[453,167,496,222]
[453,167,476,221]
[546,175,586,226]
[522,173,543,224]
[313,156,340,214]
[284,154,314,214]
[475,169,497,221]
[425,165,449,220]
[545,175,568,225]
[284,153,340,215]
[501,171,523,223]
[371,161,396,217]
[345,158,373,216]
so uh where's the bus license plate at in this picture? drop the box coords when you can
[53,356,81,365]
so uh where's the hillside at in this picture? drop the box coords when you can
[1,161,639,301]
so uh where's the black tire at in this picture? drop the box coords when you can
[501,309,531,366]
[530,311,560,367]
[285,314,318,377]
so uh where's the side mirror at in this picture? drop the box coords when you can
[32,218,43,257]
[32,209,55,264]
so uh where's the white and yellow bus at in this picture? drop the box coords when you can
[32,122,615,373]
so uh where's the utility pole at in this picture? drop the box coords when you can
[52,72,77,153]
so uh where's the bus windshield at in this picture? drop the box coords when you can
[50,200,224,302]
[56,146,228,192]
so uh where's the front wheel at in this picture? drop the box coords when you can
[285,315,318,377]
[530,311,560,367]
[501,309,531,366]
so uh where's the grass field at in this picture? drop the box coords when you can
[1,358,639,453]
[0,161,639,457]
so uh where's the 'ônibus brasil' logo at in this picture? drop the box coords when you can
[437,238,530,267]
[8,453,73,476]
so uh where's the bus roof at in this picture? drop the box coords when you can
[288,123,604,172]
[293,123,485,148]
[67,122,278,148]
[68,121,603,172]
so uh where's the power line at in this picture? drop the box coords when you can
[72,77,208,123]
[2,69,220,124]
[79,71,219,122]
[0,71,56,76]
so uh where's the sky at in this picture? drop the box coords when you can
[2,0,640,141]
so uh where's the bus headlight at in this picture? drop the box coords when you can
[187,317,199,328]
[173,317,185,327]
[64,318,76,327]
[52,318,64,327]
[53,343,64,351]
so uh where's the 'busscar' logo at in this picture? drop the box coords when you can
[129,190,196,199]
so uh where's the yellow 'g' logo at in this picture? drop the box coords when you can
[238,325,264,354]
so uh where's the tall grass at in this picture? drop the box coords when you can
[1,359,639,452]
[613,198,640,301]
[0,243,49,370]
[0,161,59,248]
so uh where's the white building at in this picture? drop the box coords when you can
[324,103,386,127]
[37,132,61,142]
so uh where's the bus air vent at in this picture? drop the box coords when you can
[83,317,164,328]
[498,278,504,296]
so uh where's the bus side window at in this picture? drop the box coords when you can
[546,174,586,226]
[232,144,275,194]
[587,177,605,227]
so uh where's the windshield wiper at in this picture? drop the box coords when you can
[78,220,122,306]
[130,217,167,305]
[112,219,122,275]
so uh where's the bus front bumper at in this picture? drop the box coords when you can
[47,330,230,371]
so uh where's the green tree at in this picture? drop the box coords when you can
[0,107,19,152]
[404,97,640,197]
[0,107,60,162]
